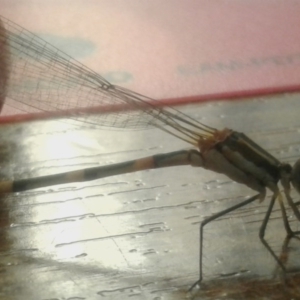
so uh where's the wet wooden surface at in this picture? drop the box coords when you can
[0,96,299,300]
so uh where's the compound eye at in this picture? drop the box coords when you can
[291,159,300,194]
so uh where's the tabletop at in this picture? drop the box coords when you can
[0,96,299,300]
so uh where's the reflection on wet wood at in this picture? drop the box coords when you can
[191,273,300,300]
[0,98,299,299]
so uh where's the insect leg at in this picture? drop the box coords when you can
[189,193,260,291]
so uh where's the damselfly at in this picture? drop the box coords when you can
[0,15,299,290]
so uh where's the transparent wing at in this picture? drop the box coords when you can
[0,15,217,144]
[0,16,162,129]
